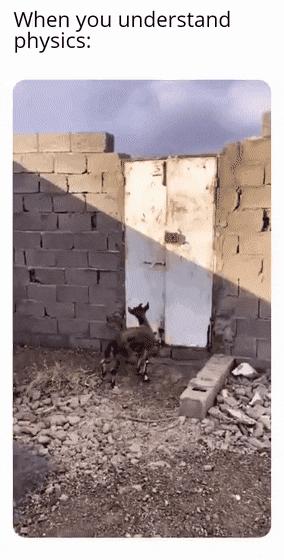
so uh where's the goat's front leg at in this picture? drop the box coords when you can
[137,348,150,383]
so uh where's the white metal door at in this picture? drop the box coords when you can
[124,160,167,332]
[165,157,216,346]
[124,157,216,346]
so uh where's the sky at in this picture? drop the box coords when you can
[13,80,271,156]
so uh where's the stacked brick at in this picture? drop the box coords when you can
[213,120,271,364]
[13,132,126,350]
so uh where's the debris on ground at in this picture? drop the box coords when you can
[13,346,271,538]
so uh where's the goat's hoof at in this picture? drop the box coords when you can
[143,375,150,383]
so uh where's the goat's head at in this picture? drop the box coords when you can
[128,302,149,319]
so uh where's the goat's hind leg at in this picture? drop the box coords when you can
[110,358,120,388]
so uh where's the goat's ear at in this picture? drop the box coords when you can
[128,306,134,315]
[144,302,149,312]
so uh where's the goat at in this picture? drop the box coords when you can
[100,302,157,388]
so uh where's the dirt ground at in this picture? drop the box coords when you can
[13,346,271,538]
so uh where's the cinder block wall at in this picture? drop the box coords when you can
[13,132,126,350]
[212,120,271,363]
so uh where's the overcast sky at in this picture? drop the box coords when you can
[13,80,270,156]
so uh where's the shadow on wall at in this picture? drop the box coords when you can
[13,161,271,365]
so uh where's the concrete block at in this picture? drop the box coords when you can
[14,250,25,265]
[96,212,123,232]
[58,214,92,232]
[16,299,45,317]
[23,194,53,212]
[226,209,263,232]
[75,303,106,321]
[13,266,30,285]
[58,319,89,335]
[37,334,69,348]
[88,285,118,306]
[13,284,27,302]
[14,213,57,231]
[13,195,23,213]
[56,285,89,303]
[218,143,241,185]
[99,271,119,288]
[262,112,271,137]
[45,302,75,318]
[259,299,271,319]
[179,354,235,419]
[87,153,122,174]
[38,133,71,152]
[236,318,271,339]
[65,268,98,286]
[222,254,262,284]
[54,250,88,268]
[88,251,120,270]
[101,172,124,193]
[222,235,239,257]
[69,337,101,350]
[240,186,270,209]
[218,189,238,212]
[27,284,57,303]
[68,174,102,194]
[241,138,271,162]
[29,267,65,285]
[40,174,68,193]
[265,162,271,185]
[235,164,264,186]
[14,314,57,334]
[42,232,74,249]
[13,174,39,193]
[14,154,54,173]
[53,193,86,212]
[257,339,271,361]
[107,232,124,251]
[54,154,86,174]
[89,321,114,340]
[71,132,114,153]
[13,134,38,153]
[25,250,56,267]
[239,232,270,255]
[86,192,122,220]
[232,336,257,358]
[73,232,107,250]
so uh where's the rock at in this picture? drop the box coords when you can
[15,410,37,422]
[30,389,41,401]
[56,430,67,442]
[259,415,271,430]
[223,407,256,426]
[67,416,81,426]
[221,389,229,398]
[80,394,92,406]
[132,484,143,491]
[59,494,69,501]
[232,363,257,378]
[102,423,111,434]
[68,396,80,408]
[203,464,214,472]
[249,391,263,406]
[248,438,266,450]
[234,387,246,397]
[37,435,50,445]
[38,446,49,456]
[48,414,66,426]
[253,422,264,438]
[19,425,40,436]
[208,407,231,422]
[107,434,114,445]
[245,405,266,421]
[149,460,171,469]
[68,432,79,444]
[223,396,239,408]
[19,527,29,535]
[129,442,142,456]
[110,455,122,467]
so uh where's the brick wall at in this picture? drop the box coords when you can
[212,117,271,364]
[13,121,271,364]
[13,132,126,350]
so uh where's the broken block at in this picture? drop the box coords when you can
[179,354,235,419]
